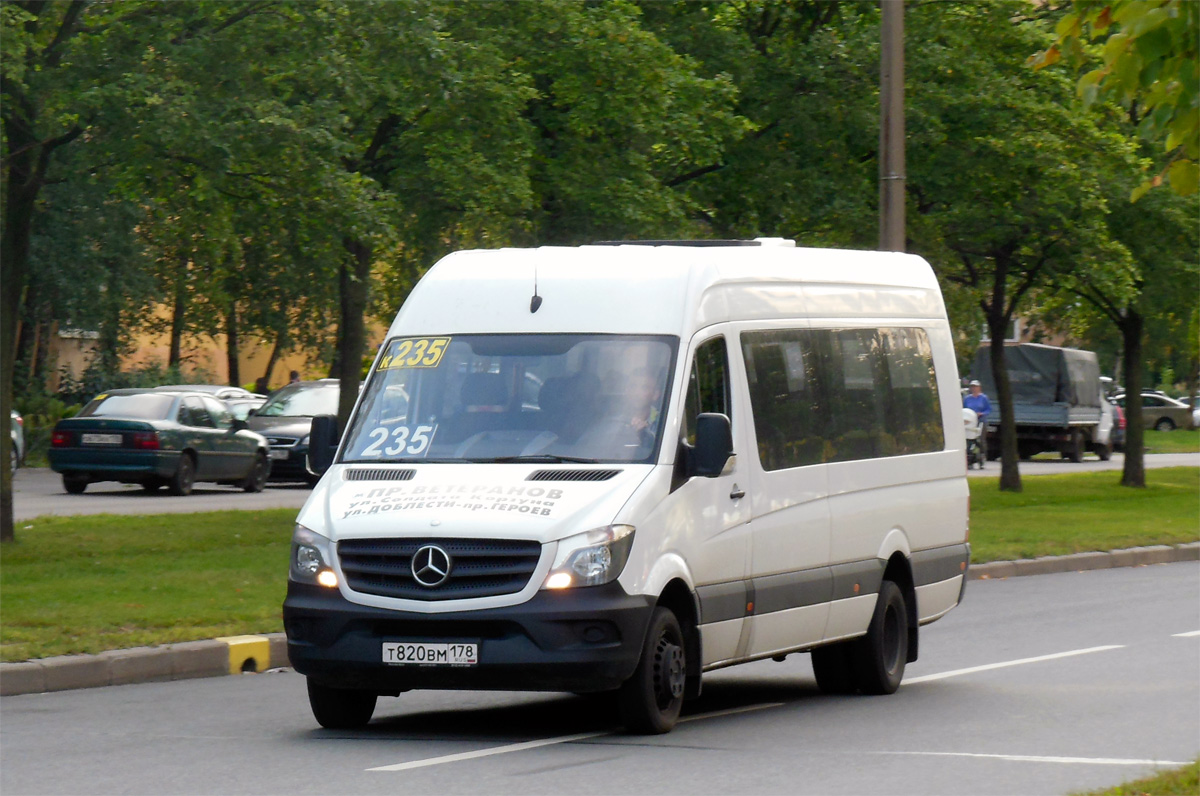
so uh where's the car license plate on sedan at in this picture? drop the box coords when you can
[81,433,123,445]
[269,449,289,460]
[383,642,478,666]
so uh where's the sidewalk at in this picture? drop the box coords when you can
[2,542,1197,698]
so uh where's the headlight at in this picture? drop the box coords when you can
[290,524,337,587]
[299,435,310,446]
[542,525,635,590]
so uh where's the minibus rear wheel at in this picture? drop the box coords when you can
[306,678,377,729]
[852,580,909,695]
[619,606,687,734]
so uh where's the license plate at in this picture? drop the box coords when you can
[269,449,289,460]
[81,433,123,445]
[383,642,478,666]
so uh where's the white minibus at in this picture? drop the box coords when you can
[285,239,970,734]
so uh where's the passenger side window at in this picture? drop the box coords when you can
[202,396,234,430]
[682,337,731,445]
[183,397,215,429]
[741,327,944,470]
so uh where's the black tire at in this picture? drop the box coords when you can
[619,606,687,734]
[63,474,89,494]
[142,479,164,493]
[167,453,196,496]
[1064,429,1085,463]
[307,679,377,729]
[851,580,909,695]
[1095,442,1112,462]
[1154,417,1175,432]
[811,641,858,694]
[240,452,269,493]
[9,447,16,476]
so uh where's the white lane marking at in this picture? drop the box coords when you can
[1172,630,1200,637]
[871,751,1190,766]
[367,701,783,772]
[904,645,1125,685]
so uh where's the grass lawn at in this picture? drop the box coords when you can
[969,467,1199,562]
[0,509,294,662]
[2,468,1197,662]
[1074,759,1199,796]
[1142,428,1200,454]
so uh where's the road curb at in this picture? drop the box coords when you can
[969,541,1199,580]
[2,544,1197,698]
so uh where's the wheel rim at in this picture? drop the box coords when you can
[652,633,685,709]
[180,457,194,488]
[253,456,267,488]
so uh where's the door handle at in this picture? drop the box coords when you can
[729,484,745,500]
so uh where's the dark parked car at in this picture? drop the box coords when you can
[49,389,271,495]
[247,379,340,484]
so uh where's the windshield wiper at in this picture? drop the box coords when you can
[483,454,602,464]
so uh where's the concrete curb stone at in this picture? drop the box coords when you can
[2,544,1197,698]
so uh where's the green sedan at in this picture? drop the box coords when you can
[49,389,272,495]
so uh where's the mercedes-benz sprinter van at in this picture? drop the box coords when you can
[284,239,970,734]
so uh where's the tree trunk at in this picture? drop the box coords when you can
[987,313,1022,492]
[226,301,240,387]
[169,254,188,369]
[337,238,372,430]
[261,329,288,393]
[1119,310,1145,488]
[0,123,40,544]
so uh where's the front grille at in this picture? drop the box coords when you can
[527,469,622,482]
[344,468,416,481]
[338,538,542,601]
[267,436,297,447]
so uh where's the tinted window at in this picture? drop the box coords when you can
[742,327,943,470]
[81,394,175,420]
[682,337,731,445]
[181,397,215,428]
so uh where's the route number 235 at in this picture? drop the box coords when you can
[361,425,437,458]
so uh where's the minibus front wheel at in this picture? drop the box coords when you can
[618,606,687,734]
[307,678,378,729]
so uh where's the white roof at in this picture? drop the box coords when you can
[389,242,946,340]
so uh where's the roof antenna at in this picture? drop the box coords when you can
[530,262,542,313]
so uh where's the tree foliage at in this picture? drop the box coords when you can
[1033,0,1200,199]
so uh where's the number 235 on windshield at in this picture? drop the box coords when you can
[377,337,451,370]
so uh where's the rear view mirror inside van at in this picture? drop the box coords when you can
[692,413,734,477]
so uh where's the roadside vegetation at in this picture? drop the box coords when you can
[1142,428,1200,455]
[1074,759,1200,796]
[1,468,1197,662]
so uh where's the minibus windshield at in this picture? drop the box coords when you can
[342,334,677,464]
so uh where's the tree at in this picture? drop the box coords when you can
[1033,0,1200,200]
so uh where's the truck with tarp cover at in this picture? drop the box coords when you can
[970,343,1111,462]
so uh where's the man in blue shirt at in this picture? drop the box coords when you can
[963,379,991,462]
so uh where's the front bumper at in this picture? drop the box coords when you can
[267,445,311,481]
[284,580,655,694]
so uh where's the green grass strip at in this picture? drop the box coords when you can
[968,467,1199,562]
[1072,759,1199,796]
[1,469,1197,662]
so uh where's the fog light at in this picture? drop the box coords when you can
[545,572,572,589]
[316,569,338,588]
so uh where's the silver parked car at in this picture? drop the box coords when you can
[1112,392,1195,431]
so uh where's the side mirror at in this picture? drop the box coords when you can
[306,414,340,477]
[692,413,735,477]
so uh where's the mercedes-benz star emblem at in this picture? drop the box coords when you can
[411,544,452,588]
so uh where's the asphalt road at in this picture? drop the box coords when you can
[10,466,313,521]
[10,452,1200,519]
[2,562,1196,796]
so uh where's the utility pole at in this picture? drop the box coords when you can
[879,0,905,252]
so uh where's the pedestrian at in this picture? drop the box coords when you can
[963,379,991,460]
[289,370,300,385]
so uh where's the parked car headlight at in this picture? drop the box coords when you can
[290,524,337,587]
[542,525,635,589]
